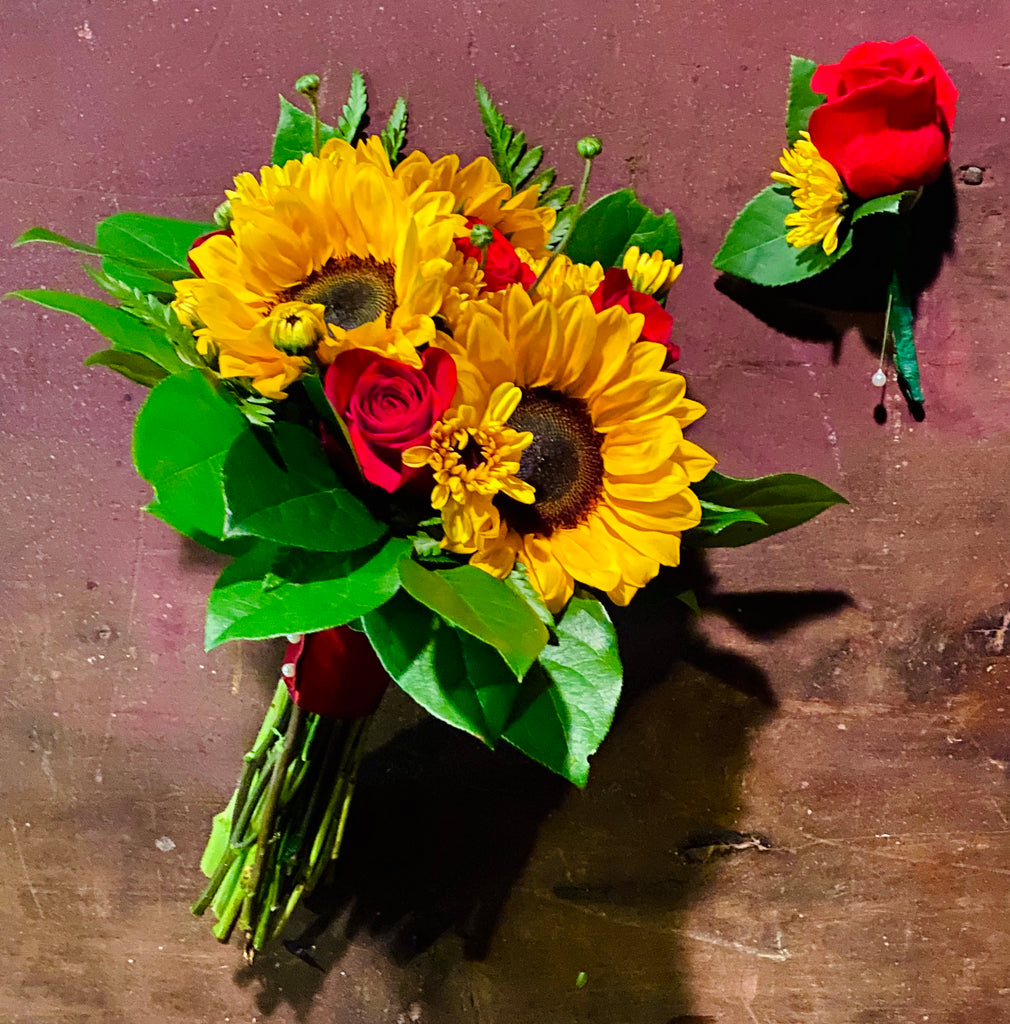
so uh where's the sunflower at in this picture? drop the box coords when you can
[173,137,477,398]
[416,286,715,612]
[395,152,556,257]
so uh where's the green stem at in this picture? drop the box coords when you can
[311,94,321,157]
[528,155,595,298]
[246,703,305,896]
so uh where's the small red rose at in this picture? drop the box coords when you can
[808,36,958,199]
[590,267,679,361]
[325,347,457,493]
[454,217,537,292]
[283,626,390,719]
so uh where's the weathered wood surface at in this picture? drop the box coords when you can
[2,2,1008,1021]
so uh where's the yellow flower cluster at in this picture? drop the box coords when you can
[771,131,847,255]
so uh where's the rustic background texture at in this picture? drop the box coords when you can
[3,2,1009,1022]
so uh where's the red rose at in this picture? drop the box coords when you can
[590,267,679,361]
[454,217,537,292]
[808,37,958,199]
[325,347,457,492]
[283,626,390,719]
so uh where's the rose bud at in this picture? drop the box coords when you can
[808,36,958,199]
[282,626,390,719]
[454,217,536,292]
[590,267,679,361]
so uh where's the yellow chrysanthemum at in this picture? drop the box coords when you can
[430,286,716,612]
[771,131,847,255]
[172,137,475,398]
[621,246,682,296]
[519,251,605,304]
[403,382,535,552]
[394,152,556,258]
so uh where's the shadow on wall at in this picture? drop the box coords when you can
[233,552,850,1022]
[715,167,957,423]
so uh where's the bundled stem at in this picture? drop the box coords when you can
[192,680,371,960]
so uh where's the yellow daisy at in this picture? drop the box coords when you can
[403,382,535,552]
[621,246,682,296]
[423,286,716,612]
[172,138,475,398]
[771,131,847,255]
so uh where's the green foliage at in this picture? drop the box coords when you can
[12,226,102,256]
[205,536,410,647]
[474,80,558,196]
[566,188,682,268]
[271,95,340,164]
[96,212,213,281]
[133,369,250,541]
[363,592,521,746]
[503,595,623,787]
[687,470,847,548]
[336,70,369,144]
[15,213,213,297]
[712,186,852,285]
[398,559,550,679]
[695,500,766,536]
[84,349,168,387]
[85,267,204,370]
[379,95,408,165]
[851,191,909,224]
[785,56,822,146]
[8,289,187,375]
[222,422,384,553]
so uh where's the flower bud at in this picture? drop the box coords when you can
[577,136,603,159]
[264,302,328,354]
[468,222,495,249]
[295,74,321,99]
[212,199,232,229]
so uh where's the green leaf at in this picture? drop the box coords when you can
[503,562,556,635]
[687,470,847,548]
[675,589,701,614]
[474,79,558,195]
[694,500,766,536]
[363,591,519,745]
[503,595,623,787]
[205,535,411,648]
[95,212,215,281]
[133,369,251,540]
[566,189,682,268]
[398,560,549,678]
[785,56,822,146]
[84,267,205,369]
[850,190,909,225]
[712,185,852,285]
[271,95,340,165]
[222,422,384,553]
[8,289,187,373]
[12,226,102,255]
[84,348,168,387]
[336,70,368,144]
[379,95,408,165]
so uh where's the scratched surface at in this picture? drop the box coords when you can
[3,2,1010,1022]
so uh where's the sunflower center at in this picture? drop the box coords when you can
[498,387,604,535]
[286,256,397,331]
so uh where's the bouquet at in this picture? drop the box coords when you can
[714,37,957,408]
[13,71,844,959]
